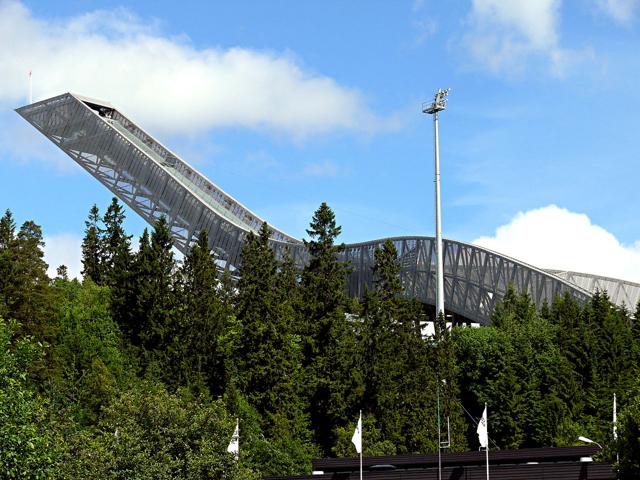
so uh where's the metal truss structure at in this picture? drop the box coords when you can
[16,93,639,324]
[546,270,640,311]
[343,238,593,324]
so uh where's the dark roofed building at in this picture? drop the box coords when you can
[264,446,613,479]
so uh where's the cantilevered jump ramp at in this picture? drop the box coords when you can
[19,93,637,324]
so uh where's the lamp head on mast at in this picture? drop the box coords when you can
[422,88,450,115]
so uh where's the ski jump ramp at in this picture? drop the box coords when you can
[17,93,640,324]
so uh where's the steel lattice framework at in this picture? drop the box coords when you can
[16,93,638,324]
[545,270,640,310]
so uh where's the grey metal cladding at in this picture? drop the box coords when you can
[16,93,639,325]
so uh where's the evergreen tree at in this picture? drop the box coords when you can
[9,221,54,338]
[81,204,103,284]
[101,198,132,285]
[52,279,129,424]
[633,301,640,343]
[550,292,597,427]
[0,209,17,318]
[55,265,69,280]
[371,239,402,300]
[100,199,134,336]
[136,217,177,369]
[121,228,153,344]
[589,294,637,437]
[0,209,15,249]
[616,392,640,479]
[300,203,355,454]
[359,240,442,454]
[175,230,228,393]
[236,224,309,445]
[430,311,467,452]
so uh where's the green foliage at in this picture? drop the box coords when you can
[62,381,255,480]
[2,201,640,477]
[616,391,640,479]
[224,386,316,477]
[333,413,397,457]
[0,318,62,479]
[456,289,580,449]
[122,218,178,368]
[359,240,450,454]
[0,209,17,319]
[51,279,130,423]
[173,230,228,393]
[301,204,356,453]
[81,204,104,283]
[139,216,177,356]
[236,223,312,454]
[101,198,132,286]
[0,217,55,339]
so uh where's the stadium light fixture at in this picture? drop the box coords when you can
[422,88,450,319]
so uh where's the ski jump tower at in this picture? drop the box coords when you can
[19,93,638,325]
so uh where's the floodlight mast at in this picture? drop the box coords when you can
[423,88,450,319]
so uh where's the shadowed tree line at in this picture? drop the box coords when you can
[1,199,640,479]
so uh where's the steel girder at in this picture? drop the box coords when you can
[546,270,640,310]
[17,93,302,272]
[18,93,632,325]
[341,238,592,324]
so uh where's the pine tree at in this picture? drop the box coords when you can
[0,209,15,246]
[301,203,351,360]
[100,200,134,338]
[101,198,132,286]
[124,228,153,344]
[616,392,640,479]
[0,209,17,317]
[591,297,637,438]
[633,301,640,343]
[175,230,228,393]
[56,265,69,280]
[236,223,308,442]
[81,204,104,284]
[300,203,355,454]
[8,220,55,339]
[136,217,177,367]
[359,240,439,453]
[371,239,402,300]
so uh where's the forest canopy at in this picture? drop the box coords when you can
[0,201,639,479]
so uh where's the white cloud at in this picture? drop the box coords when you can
[0,1,390,138]
[44,233,83,279]
[473,205,640,283]
[463,0,584,77]
[597,0,640,24]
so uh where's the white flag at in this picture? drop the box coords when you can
[477,405,488,449]
[351,412,362,454]
[227,419,239,460]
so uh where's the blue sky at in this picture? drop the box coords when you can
[1,0,640,281]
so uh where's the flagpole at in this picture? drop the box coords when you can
[29,70,32,104]
[352,410,363,478]
[360,410,363,480]
[613,393,618,463]
[485,403,489,480]
[437,382,441,480]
